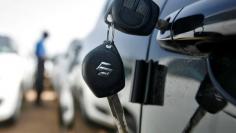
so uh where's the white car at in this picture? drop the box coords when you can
[0,35,34,123]
[51,40,82,128]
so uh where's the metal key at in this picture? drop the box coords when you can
[82,18,129,133]
[108,94,128,133]
[183,107,206,133]
[183,75,227,133]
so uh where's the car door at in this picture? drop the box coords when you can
[140,0,236,133]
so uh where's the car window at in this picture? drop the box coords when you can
[0,37,16,53]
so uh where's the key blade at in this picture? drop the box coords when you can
[107,94,129,133]
[183,106,207,133]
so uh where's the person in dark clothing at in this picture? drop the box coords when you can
[35,31,49,105]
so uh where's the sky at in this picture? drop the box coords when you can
[0,0,106,56]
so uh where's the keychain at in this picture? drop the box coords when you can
[82,15,129,133]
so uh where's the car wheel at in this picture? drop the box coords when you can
[58,104,75,129]
[77,89,88,121]
[76,89,99,127]
[58,89,76,130]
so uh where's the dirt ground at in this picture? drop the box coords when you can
[0,90,109,133]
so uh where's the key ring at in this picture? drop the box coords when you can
[106,15,115,42]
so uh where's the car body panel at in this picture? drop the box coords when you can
[140,0,236,132]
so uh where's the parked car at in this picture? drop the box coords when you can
[50,40,82,128]
[73,0,236,133]
[0,35,34,123]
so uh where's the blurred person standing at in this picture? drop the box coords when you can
[35,31,49,105]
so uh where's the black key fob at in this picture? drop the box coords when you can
[82,41,125,98]
[196,75,227,114]
[106,0,159,36]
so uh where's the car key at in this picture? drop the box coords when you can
[82,23,128,133]
[183,75,227,133]
[105,0,160,36]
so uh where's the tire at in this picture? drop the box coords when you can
[58,92,76,130]
[58,105,75,129]
[76,89,89,121]
[75,89,100,127]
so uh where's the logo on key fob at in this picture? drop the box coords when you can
[96,62,113,77]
